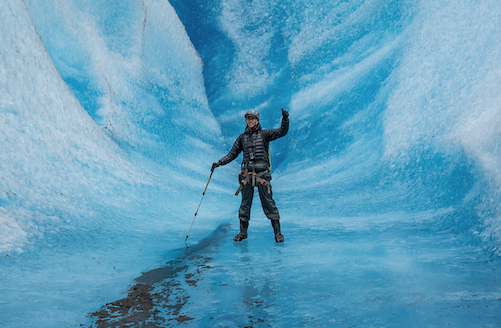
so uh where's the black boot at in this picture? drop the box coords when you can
[234,220,249,241]
[271,220,284,243]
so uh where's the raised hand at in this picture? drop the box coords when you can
[282,108,289,119]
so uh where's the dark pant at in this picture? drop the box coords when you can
[238,171,280,222]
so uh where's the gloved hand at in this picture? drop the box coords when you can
[282,108,289,119]
[211,161,221,172]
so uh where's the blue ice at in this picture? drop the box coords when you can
[1,0,500,327]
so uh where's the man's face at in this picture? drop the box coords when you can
[245,116,258,128]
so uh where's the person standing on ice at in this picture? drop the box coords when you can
[211,109,289,243]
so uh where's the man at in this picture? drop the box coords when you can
[212,109,289,243]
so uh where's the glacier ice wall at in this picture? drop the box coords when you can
[1,0,501,326]
[171,0,501,252]
[1,0,236,253]
[24,0,224,162]
[0,1,236,325]
[0,0,147,252]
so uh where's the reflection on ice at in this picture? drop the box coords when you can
[88,213,501,327]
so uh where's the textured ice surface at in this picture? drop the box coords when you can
[1,0,501,327]
[86,217,501,327]
[0,0,235,326]
[172,0,501,247]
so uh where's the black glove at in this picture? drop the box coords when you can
[282,108,289,119]
[211,161,221,172]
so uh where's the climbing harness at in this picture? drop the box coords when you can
[234,169,271,196]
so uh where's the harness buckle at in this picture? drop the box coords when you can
[235,170,271,195]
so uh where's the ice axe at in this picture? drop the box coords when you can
[185,170,213,243]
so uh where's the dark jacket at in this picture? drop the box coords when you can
[218,117,289,172]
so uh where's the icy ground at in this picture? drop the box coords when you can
[87,210,501,327]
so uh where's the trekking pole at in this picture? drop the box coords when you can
[185,170,213,242]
